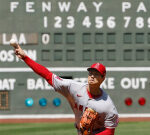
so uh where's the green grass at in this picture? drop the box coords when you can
[0,121,150,135]
[0,123,77,135]
[116,121,150,135]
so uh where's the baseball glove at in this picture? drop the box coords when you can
[80,108,98,135]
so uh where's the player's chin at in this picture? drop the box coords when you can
[88,81,96,85]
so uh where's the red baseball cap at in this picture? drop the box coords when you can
[87,63,106,76]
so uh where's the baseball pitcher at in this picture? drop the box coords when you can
[11,41,119,135]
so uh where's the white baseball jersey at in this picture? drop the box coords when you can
[23,55,118,134]
[52,74,119,134]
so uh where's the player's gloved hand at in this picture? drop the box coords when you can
[10,39,26,59]
[80,108,98,135]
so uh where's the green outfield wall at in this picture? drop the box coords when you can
[0,0,150,115]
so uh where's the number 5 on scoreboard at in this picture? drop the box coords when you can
[95,16,103,29]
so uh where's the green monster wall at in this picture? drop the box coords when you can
[0,0,150,115]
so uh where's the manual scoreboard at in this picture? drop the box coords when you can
[0,0,150,115]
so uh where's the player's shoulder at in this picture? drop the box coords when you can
[53,74,85,85]
[99,90,110,102]
[67,79,87,95]
[99,90,117,111]
[104,92,118,114]
[103,91,114,104]
[70,79,87,88]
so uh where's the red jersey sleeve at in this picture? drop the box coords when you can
[23,56,53,86]
[95,128,115,135]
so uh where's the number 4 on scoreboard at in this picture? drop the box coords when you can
[82,16,91,28]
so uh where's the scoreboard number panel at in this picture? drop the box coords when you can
[7,1,150,30]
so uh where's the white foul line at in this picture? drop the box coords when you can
[0,67,150,72]
[0,114,150,119]
[0,114,75,119]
